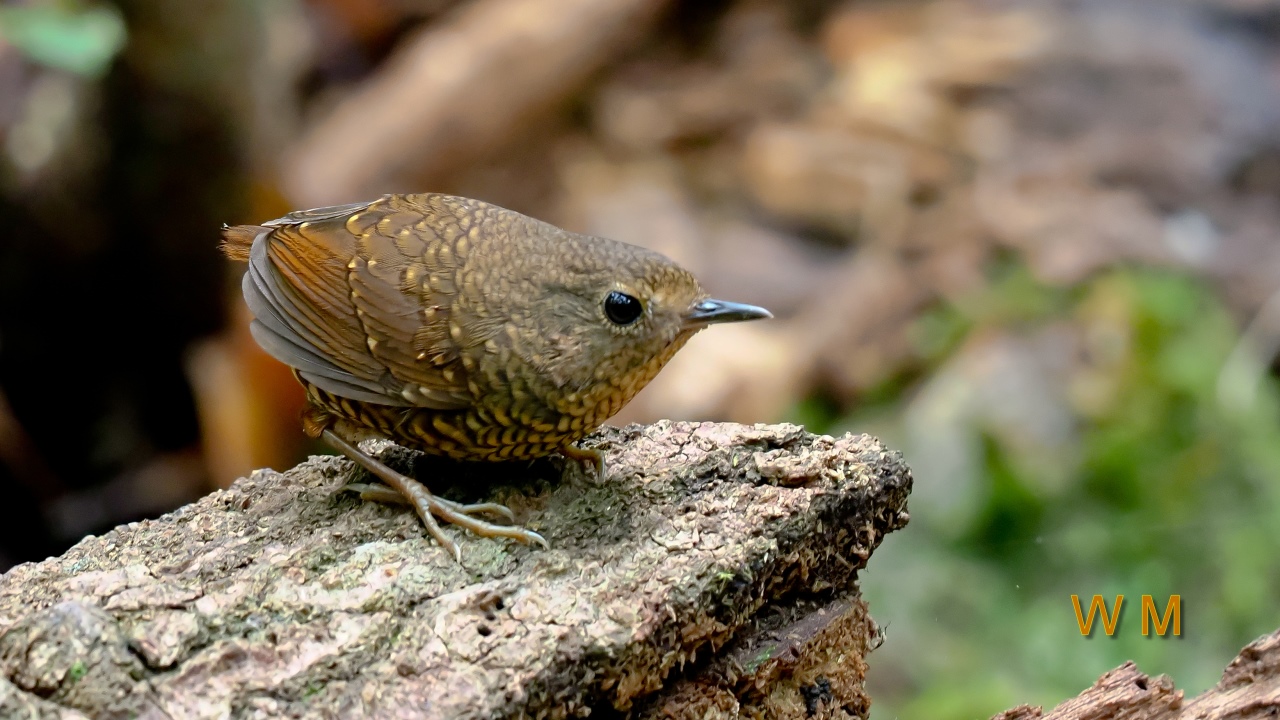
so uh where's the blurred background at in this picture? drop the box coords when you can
[1,0,1278,716]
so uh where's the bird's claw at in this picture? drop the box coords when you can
[560,443,605,477]
[343,483,517,522]
[323,429,547,560]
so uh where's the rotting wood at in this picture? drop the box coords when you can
[0,421,911,719]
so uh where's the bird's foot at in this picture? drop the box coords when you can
[343,483,516,522]
[559,442,605,477]
[323,430,548,562]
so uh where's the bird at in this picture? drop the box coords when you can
[220,193,771,560]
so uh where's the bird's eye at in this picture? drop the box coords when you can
[603,290,643,325]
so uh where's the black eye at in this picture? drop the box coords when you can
[603,290,643,325]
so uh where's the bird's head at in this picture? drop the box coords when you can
[509,234,771,411]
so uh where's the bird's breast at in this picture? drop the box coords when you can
[298,328,690,460]
[301,377,587,461]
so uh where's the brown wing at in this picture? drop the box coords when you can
[235,194,477,409]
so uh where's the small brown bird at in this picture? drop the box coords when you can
[221,193,770,559]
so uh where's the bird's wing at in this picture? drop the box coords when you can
[231,195,476,409]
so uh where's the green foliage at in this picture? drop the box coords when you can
[959,257,1076,327]
[806,267,1280,719]
[0,2,126,77]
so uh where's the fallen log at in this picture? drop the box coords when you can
[0,421,911,719]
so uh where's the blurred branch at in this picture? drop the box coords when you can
[993,628,1280,719]
[1217,285,1280,415]
[283,0,674,206]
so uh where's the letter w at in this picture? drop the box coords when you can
[1072,594,1123,636]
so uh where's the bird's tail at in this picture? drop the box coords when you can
[220,224,266,262]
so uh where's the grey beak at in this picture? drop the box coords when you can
[684,298,773,327]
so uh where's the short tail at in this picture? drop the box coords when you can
[220,224,266,262]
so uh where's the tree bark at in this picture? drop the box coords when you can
[0,421,911,719]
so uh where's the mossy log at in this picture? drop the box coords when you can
[0,421,912,719]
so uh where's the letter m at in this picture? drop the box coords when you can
[1142,595,1181,636]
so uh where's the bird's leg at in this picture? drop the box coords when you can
[321,429,549,560]
[559,442,605,477]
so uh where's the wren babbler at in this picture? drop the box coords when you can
[221,193,770,559]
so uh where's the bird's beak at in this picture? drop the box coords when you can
[683,298,773,329]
